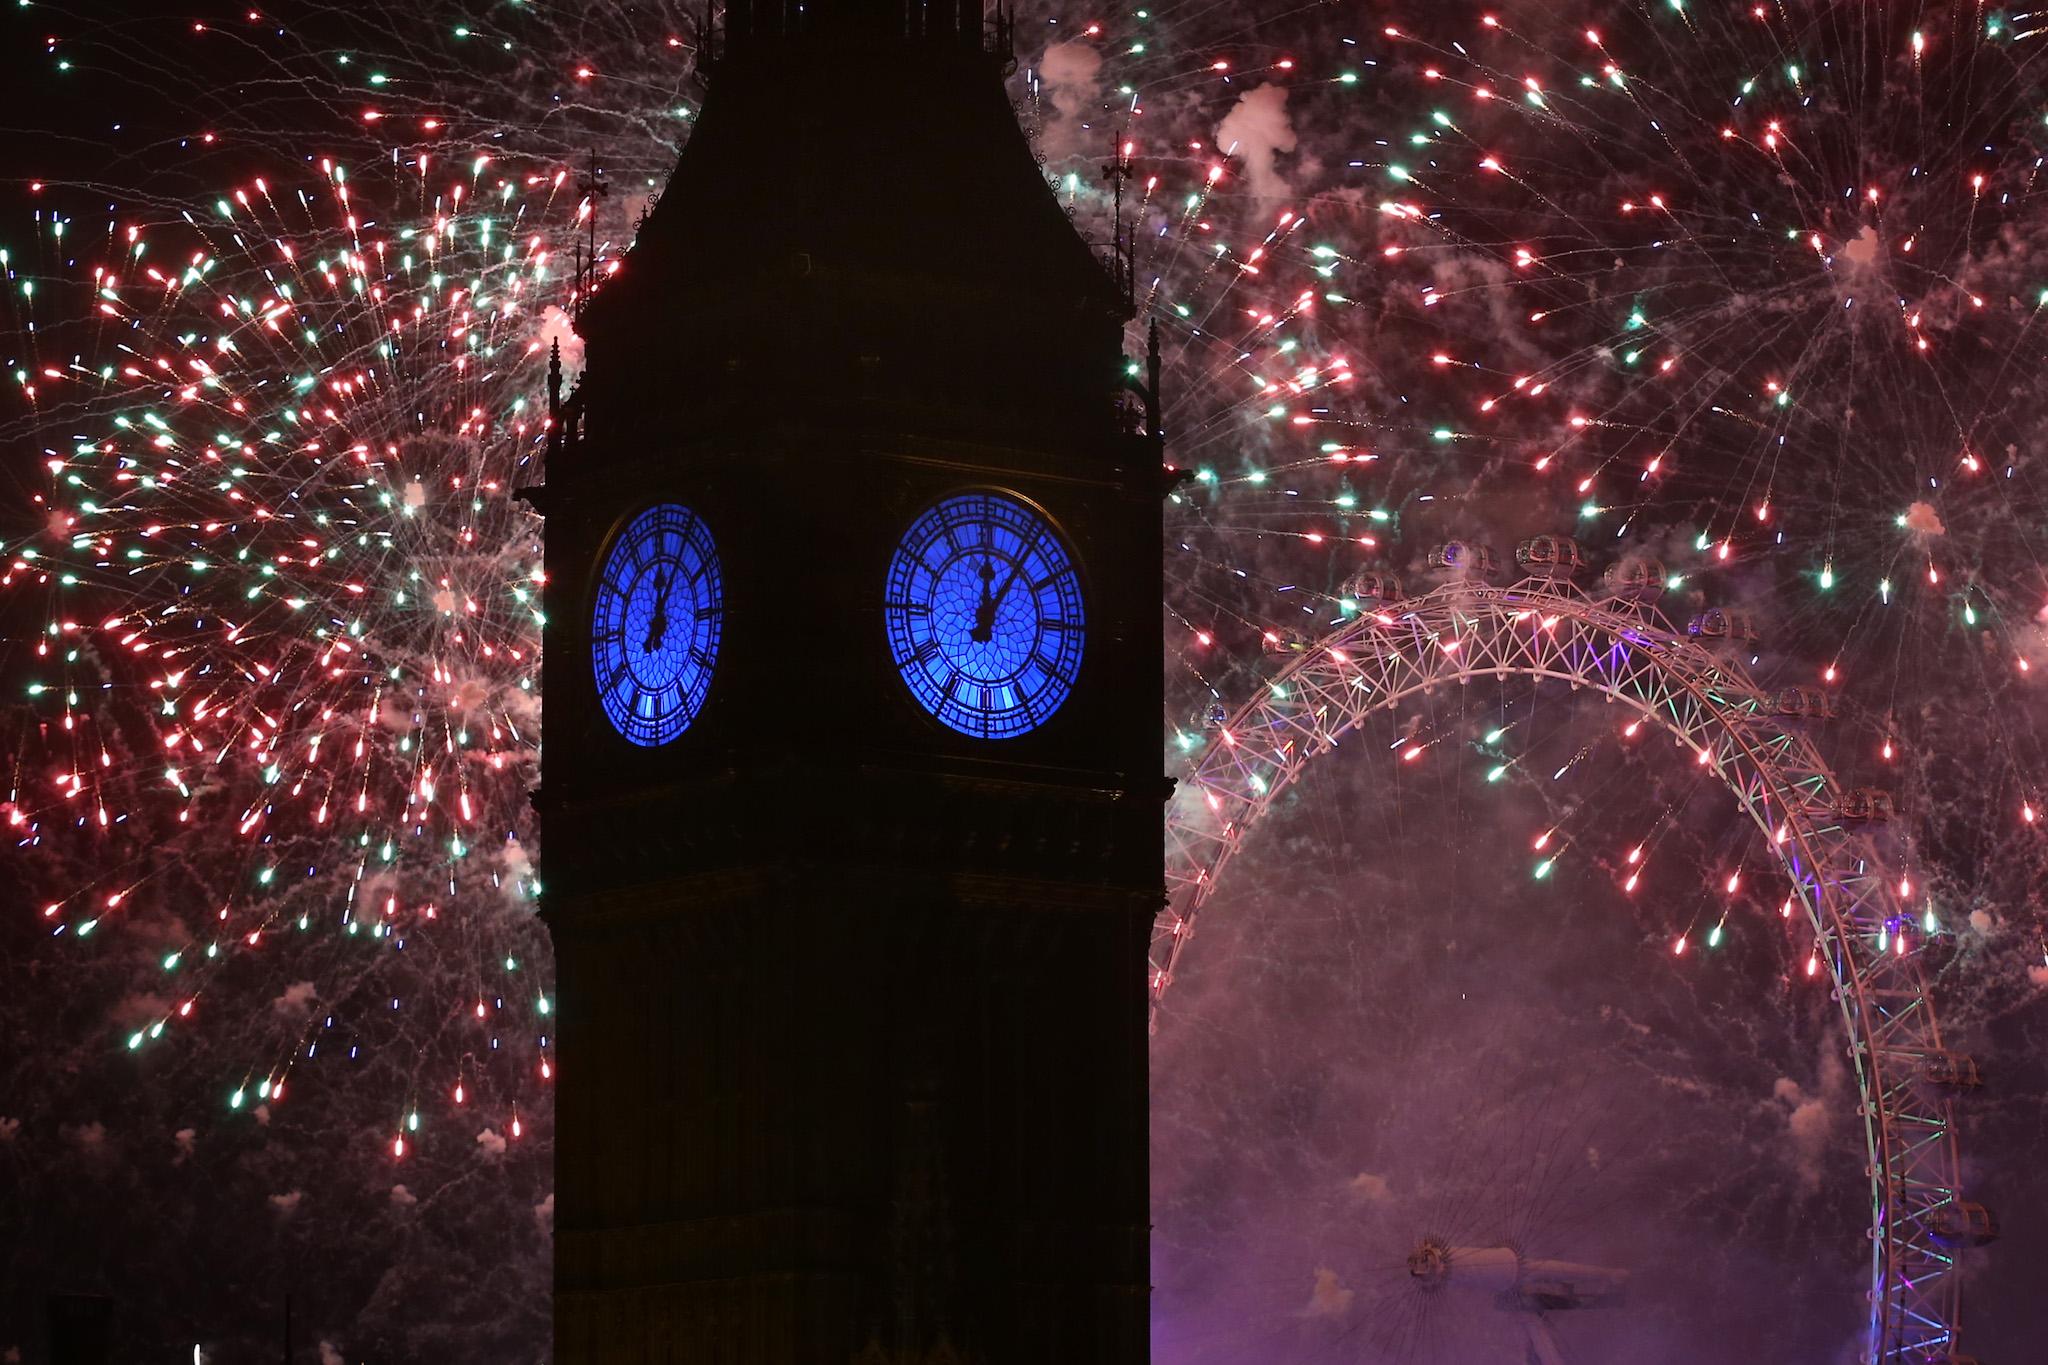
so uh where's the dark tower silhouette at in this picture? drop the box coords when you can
[527,0,1160,1359]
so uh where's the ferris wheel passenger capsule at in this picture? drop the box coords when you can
[1601,555,1666,602]
[1426,540,1499,580]
[1686,606,1760,645]
[1929,1201,1999,1248]
[1263,627,1311,655]
[1771,686,1837,721]
[1513,533,1585,578]
[1201,702,1229,730]
[1341,569,1403,606]
[1922,1051,1984,1092]
[1835,787,1897,823]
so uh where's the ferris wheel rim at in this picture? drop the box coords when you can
[1158,573,1965,1363]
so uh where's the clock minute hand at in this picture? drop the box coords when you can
[642,570,671,652]
[991,554,1028,615]
[969,558,999,642]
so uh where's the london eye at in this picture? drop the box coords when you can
[1156,544,1988,1361]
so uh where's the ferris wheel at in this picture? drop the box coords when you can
[1156,538,1993,1364]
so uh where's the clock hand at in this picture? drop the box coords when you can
[642,570,671,653]
[970,558,998,643]
[990,552,1029,617]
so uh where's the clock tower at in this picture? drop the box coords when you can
[527,2,1159,1361]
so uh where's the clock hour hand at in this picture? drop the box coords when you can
[642,570,671,653]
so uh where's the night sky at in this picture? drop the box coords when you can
[4,1,2047,1361]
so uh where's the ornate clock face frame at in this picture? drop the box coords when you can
[883,489,1086,740]
[590,502,723,747]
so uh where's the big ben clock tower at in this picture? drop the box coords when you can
[528,1,1159,1360]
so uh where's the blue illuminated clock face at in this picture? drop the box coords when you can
[590,503,722,747]
[883,491,1085,740]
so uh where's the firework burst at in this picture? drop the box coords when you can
[1,141,584,1141]
[1093,1,2048,971]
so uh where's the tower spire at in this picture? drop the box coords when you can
[1103,135,1137,314]
[570,154,608,326]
